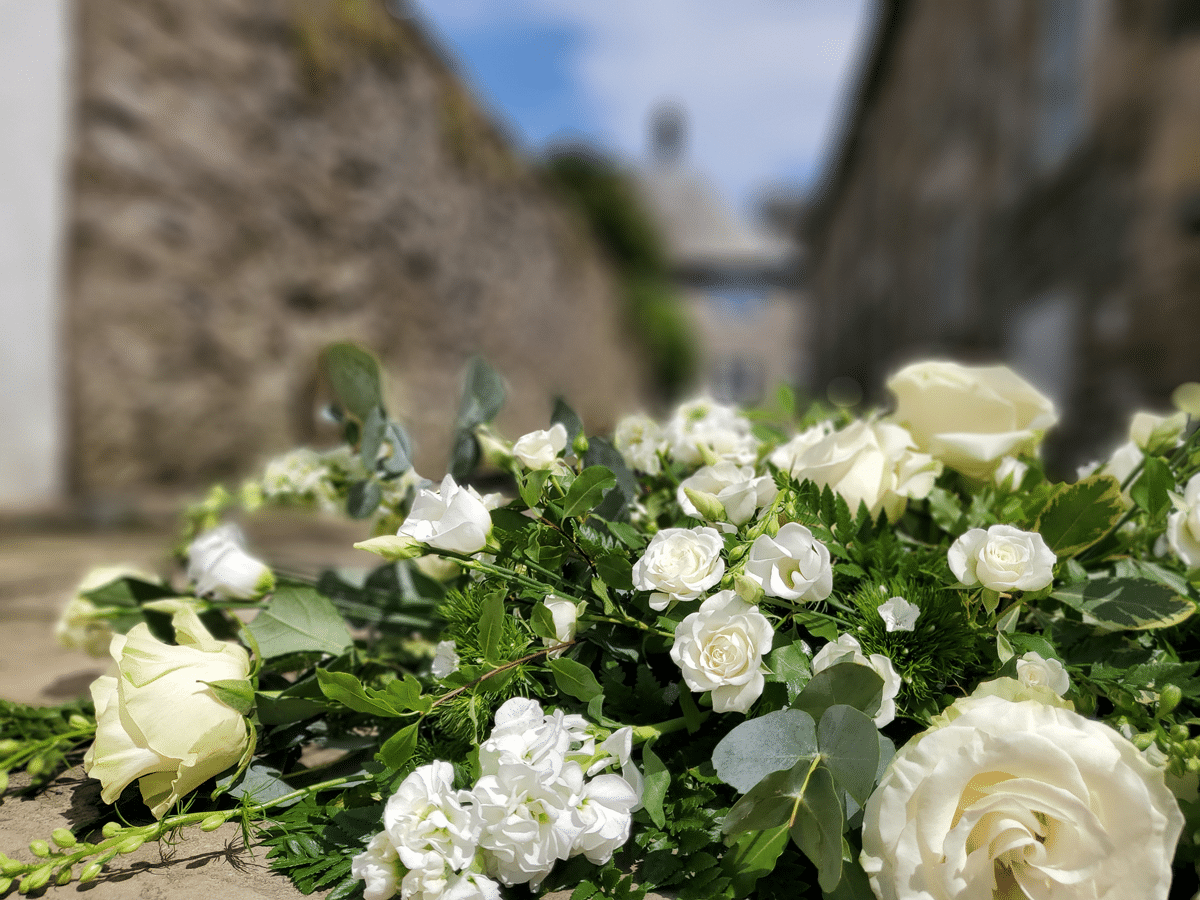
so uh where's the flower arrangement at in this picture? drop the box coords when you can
[4,345,1200,900]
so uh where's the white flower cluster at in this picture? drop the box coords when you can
[614,397,758,475]
[353,699,642,900]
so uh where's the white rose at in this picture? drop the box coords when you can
[187,524,275,600]
[743,522,833,603]
[887,360,1058,479]
[541,595,583,656]
[613,414,665,475]
[861,694,1184,900]
[877,596,920,632]
[677,461,778,527]
[431,639,460,679]
[992,455,1028,489]
[83,603,251,818]
[1167,473,1200,567]
[512,423,568,471]
[632,526,725,611]
[1016,651,1070,696]
[785,420,941,521]
[55,565,159,658]
[383,760,479,873]
[948,524,1056,592]
[397,474,494,555]
[351,832,400,900]
[812,634,902,727]
[663,397,758,467]
[669,590,773,714]
[768,423,833,474]
[1130,410,1188,455]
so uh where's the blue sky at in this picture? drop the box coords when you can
[411,0,874,215]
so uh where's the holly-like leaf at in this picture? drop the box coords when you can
[1033,475,1124,558]
[248,585,353,658]
[1052,578,1195,630]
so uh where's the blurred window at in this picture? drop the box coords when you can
[1034,0,1094,174]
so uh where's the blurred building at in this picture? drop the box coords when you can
[0,0,648,513]
[806,0,1200,464]
[636,106,806,407]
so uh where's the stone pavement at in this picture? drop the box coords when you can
[0,511,658,899]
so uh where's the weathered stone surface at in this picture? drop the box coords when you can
[65,0,647,502]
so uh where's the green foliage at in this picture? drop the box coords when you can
[0,698,94,793]
[250,583,354,659]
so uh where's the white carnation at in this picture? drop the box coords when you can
[351,832,400,900]
[382,761,479,873]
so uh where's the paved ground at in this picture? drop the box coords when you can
[0,510,652,899]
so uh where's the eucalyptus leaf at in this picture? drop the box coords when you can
[793,662,883,723]
[1033,475,1124,558]
[346,479,382,519]
[723,758,816,836]
[455,357,506,430]
[359,406,385,469]
[321,343,383,423]
[1052,578,1195,630]
[248,585,353,658]
[551,397,583,445]
[712,708,818,793]
[816,705,879,807]
[382,422,413,474]
[217,763,298,808]
[789,763,844,893]
[723,825,789,897]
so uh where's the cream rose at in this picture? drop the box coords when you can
[743,522,833,603]
[84,603,252,818]
[948,524,1056,592]
[783,420,941,521]
[397,474,495,555]
[512,424,568,471]
[1167,473,1200,567]
[669,590,773,713]
[632,526,725,611]
[861,694,1184,900]
[1016,651,1070,696]
[187,524,275,601]
[887,360,1058,480]
[677,461,777,527]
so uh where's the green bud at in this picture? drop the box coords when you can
[101,821,124,838]
[24,756,46,777]
[1132,733,1155,751]
[1171,723,1190,742]
[1188,757,1200,775]
[0,771,8,795]
[0,876,11,894]
[68,714,91,731]
[79,862,103,883]
[23,865,52,892]
[681,487,727,523]
[1158,685,1184,717]
[1187,738,1200,756]
[28,840,50,858]
[115,836,144,854]
[572,432,589,456]
[55,866,73,886]
[0,856,23,876]
[51,829,77,849]
[0,739,19,755]
[199,815,227,833]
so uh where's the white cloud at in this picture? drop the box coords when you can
[417,0,873,211]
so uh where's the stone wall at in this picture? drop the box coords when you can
[65,0,647,500]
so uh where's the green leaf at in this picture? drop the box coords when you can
[925,487,966,535]
[562,466,617,518]
[359,406,385,469]
[321,343,384,423]
[385,674,432,714]
[455,357,506,430]
[712,709,818,793]
[595,552,634,591]
[204,679,256,716]
[81,576,174,608]
[723,826,789,897]
[216,763,298,807]
[548,657,603,701]
[552,397,583,445]
[1033,475,1124,558]
[530,602,559,640]
[381,422,413,474]
[765,642,813,702]
[254,690,330,726]
[346,479,382,519]
[449,430,480,482]
[641,742,669,829]
[789,764,844,893]
[793,662,883,723]
[248,585,353,658]
[478,593,505,664]
[379,722,420,770]
[817,705,879,807]
[822,858,875,900]
[316,670,398,717]
[723,759,816,836]
[518,468,551,509]
[1130,456,1173,518]
[1052,578,1195,630]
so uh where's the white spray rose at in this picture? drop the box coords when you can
[677,461,777,526]
[383,760,479,874]
[812,634,902,728]
[669,590,773,714]
[441,871,502,900]
[743,523,833,603]
[887,360,1058,480]
[84,603,251,818]
[187,524,275,600]
[663,397,758,467]
[948,524,1056,592]
[397,474,494,555]
[613,414,666,475]
[785,420,941,521]
[541,595,583,656]
[860,694,1184,900]
[992,455,1029,489]
[768,423,834,473]
[1016,651,1070,696]
[478,698,588,783]
[1167,473,1200,567]
[632,526,725,611]
[512,423,568,471]
[351,832,401,900]
[1131,410,1188,455]
[877,596,920,632]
